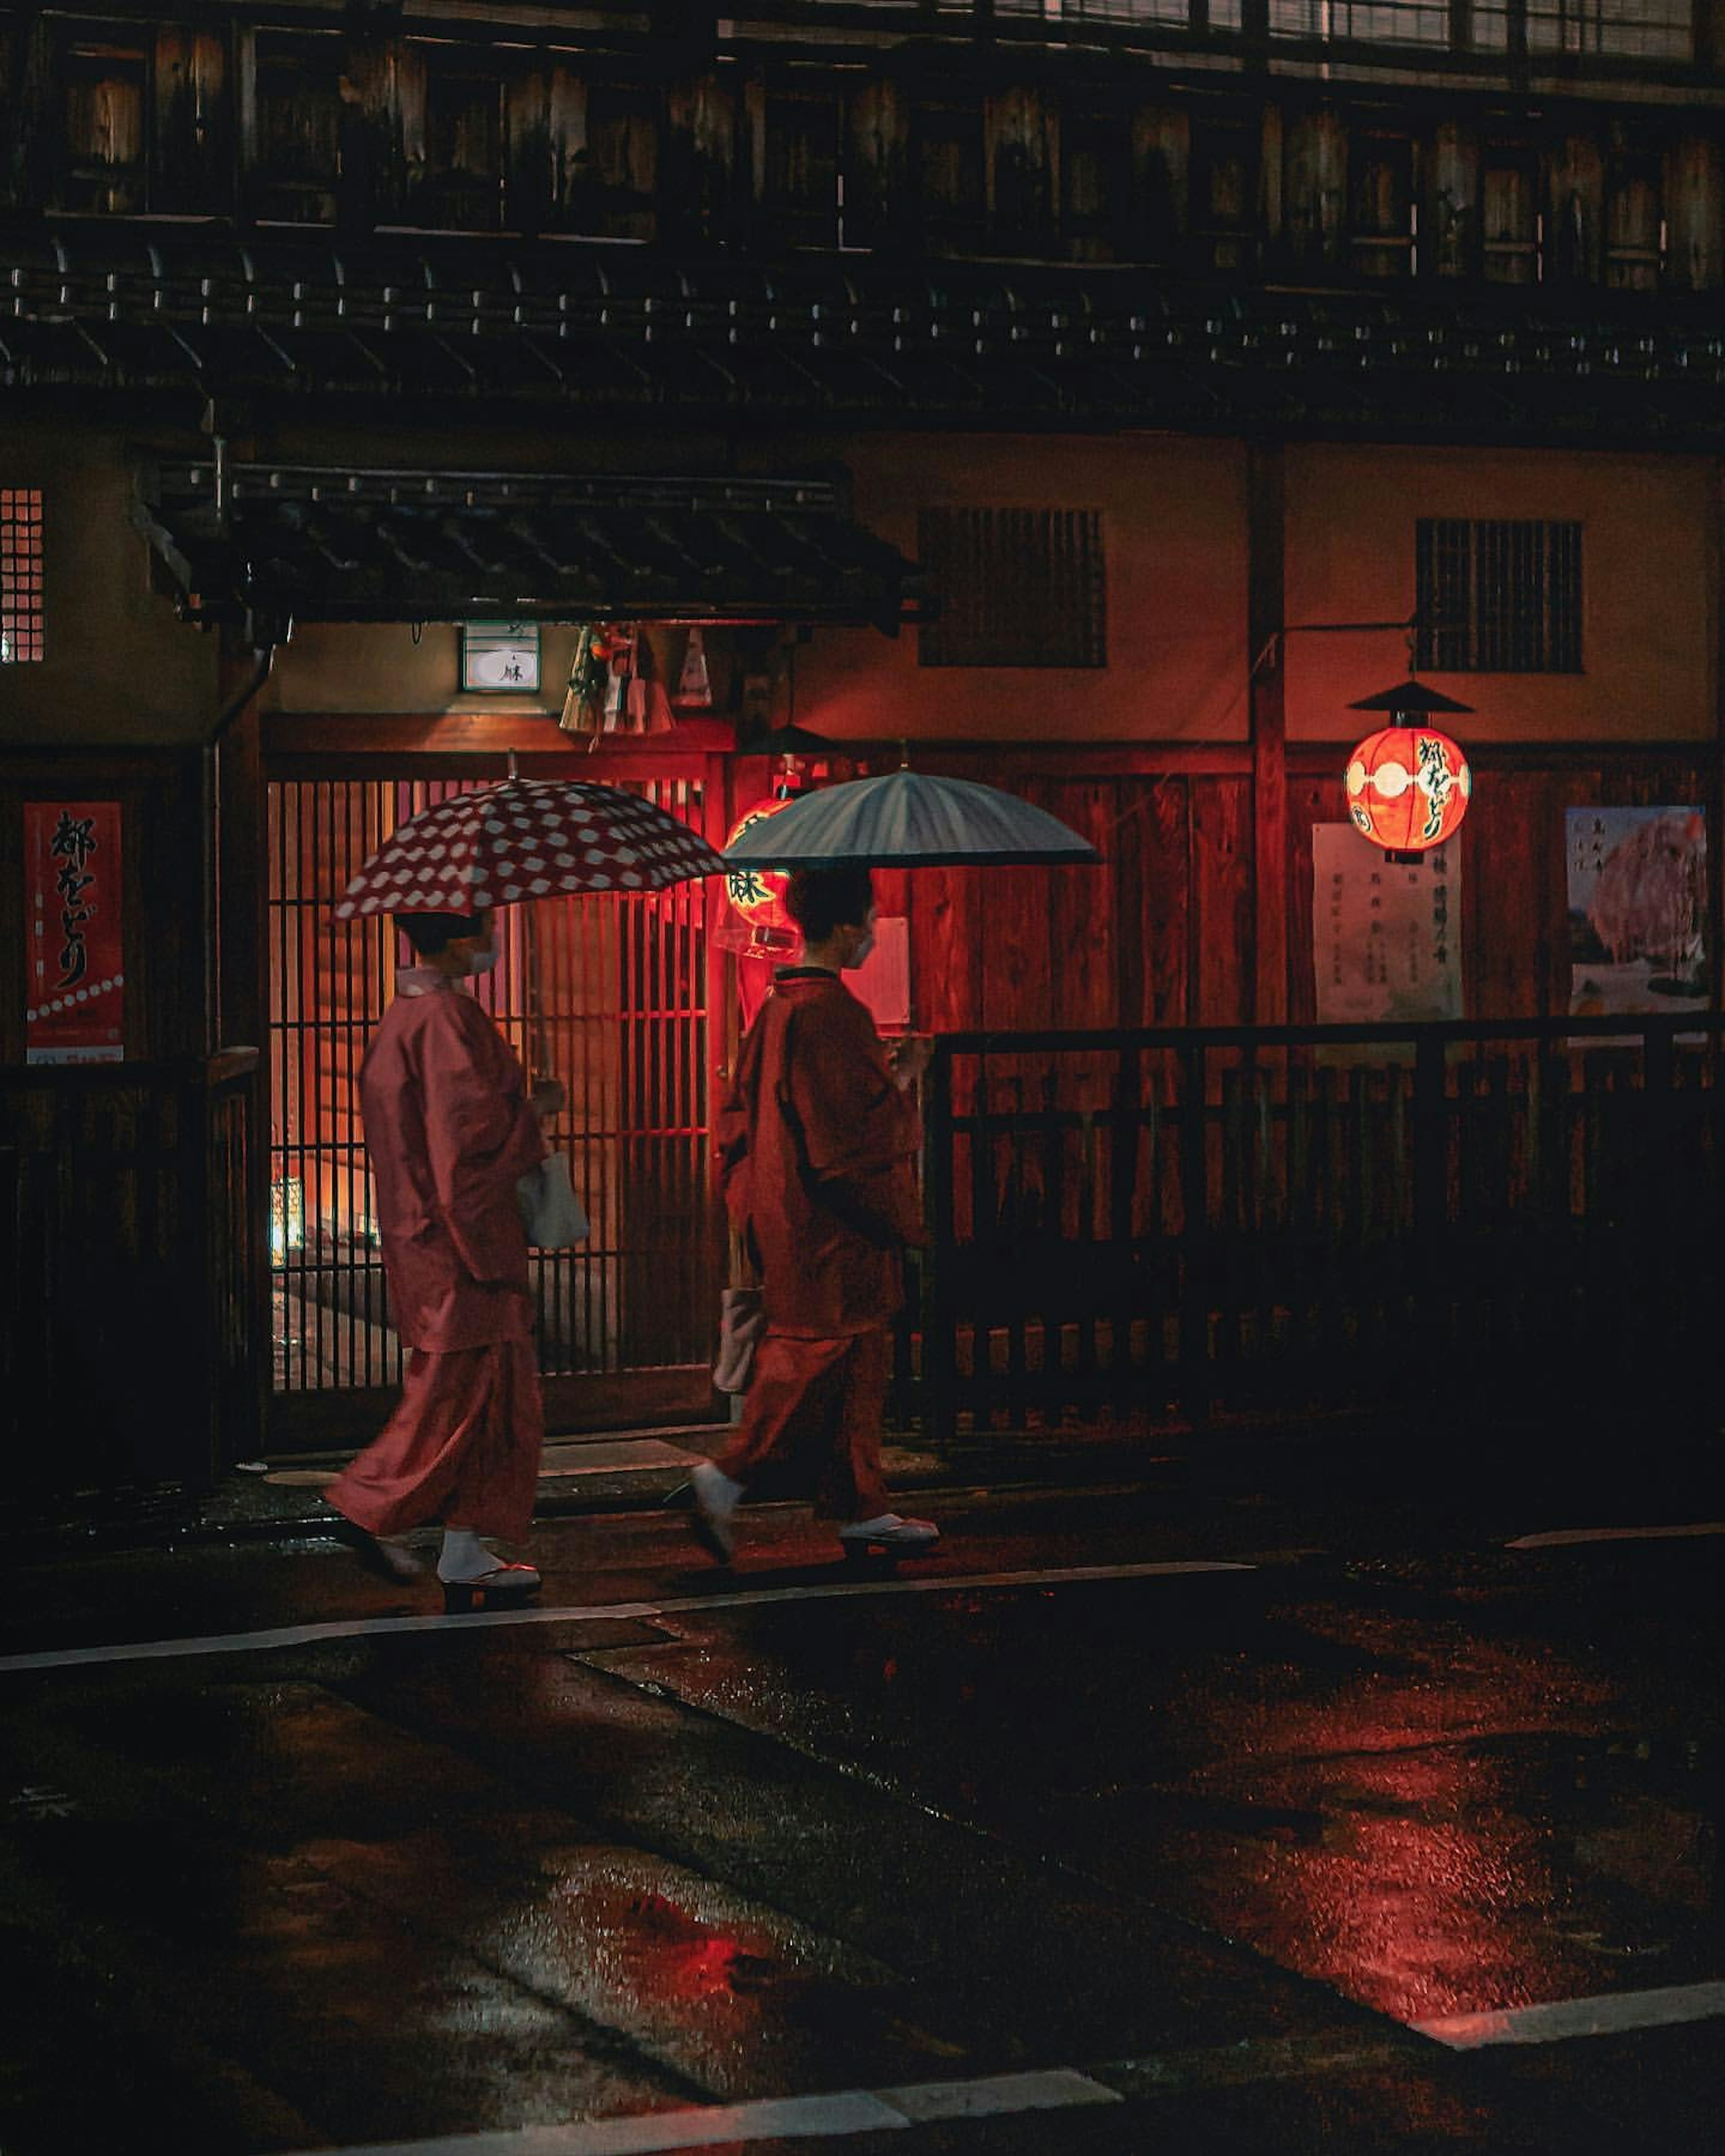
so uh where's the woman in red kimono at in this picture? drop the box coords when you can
[689,865,939,1563]
[326,909,561,1610]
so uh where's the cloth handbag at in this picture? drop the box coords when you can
[517,1151,590,1248]
[713,1285,766,1393]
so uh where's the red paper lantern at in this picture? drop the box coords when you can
[724,797,796,934]
[1345,726,1472,857]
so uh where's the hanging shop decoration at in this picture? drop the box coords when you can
[558,625,713,745]
[1344,680,1474,864]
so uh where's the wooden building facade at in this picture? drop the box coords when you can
[6,1,1725,1494]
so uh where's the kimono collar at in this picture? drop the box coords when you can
[397,966,459,998]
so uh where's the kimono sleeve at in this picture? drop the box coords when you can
[420,996,548,1282]
[787,999,923,1247]
[714,1014,765,1230]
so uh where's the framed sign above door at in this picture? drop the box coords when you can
[461,621,541,693]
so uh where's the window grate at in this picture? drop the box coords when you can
[918,508,1106,669]
[1416,518,1583,673]
[1,490,44,663]
[1269,0,1692,60]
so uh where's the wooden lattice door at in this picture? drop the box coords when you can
[264,764,725,1448]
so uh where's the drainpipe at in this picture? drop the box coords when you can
[207,639,278,747]
[197,424,288,1051]
[202,641,279,1058]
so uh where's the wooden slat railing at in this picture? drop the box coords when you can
[918,1015,1725,1436]
[2,1051,266,1508]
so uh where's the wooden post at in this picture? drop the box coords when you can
[1177,1041,1211,1427]
[848,75,910,254]
[1665,135,1723,292]
[230,19,257,227]
[4,11,58,214]
[1714,464,1725,1014]
[1699,0,1725,75]
[1548,133,1604,288]
[212,636,274,1471]
[1413,1028,1446,1295]
[215,679,267,1055]
[1505,0,1529,89]
[153,25,229,215]
[341,32,425,232]
[663,71,739,247]
[1428,120,1479,282]
[985,84,1057,256]
[924,1035,957,1445]
[1283,106,1346,277]
[505,64,553,238]
[1249,442,1288,1026]
[1130,105,1189,262]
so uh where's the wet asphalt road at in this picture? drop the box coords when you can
[1,1474,1721,2154]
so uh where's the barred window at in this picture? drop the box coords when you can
[1270,0,1692,60]
[1507,0,1691,63]
[917,508,1106,669]
[1416,519,1583,674]
[1,491,44,663]
[1270,0,1450,45]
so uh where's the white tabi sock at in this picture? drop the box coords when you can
[437,1528,495,1583]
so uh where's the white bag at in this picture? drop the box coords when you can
[712,1286,766,1394]
[517,1151,589,1248]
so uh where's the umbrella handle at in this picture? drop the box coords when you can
[518,903,559,1094]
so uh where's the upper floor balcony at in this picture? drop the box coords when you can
[752,0,1711,84]
[5,2,1725,301]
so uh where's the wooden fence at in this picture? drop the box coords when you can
[2,1051,267,1507]
[919,1015,1725,1436]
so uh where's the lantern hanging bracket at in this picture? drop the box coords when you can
[1250,612,1422,682]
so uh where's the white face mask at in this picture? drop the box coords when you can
[845,928,876,972]
[466,945,501,976]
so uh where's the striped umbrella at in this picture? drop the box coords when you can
[720,769,1100,869]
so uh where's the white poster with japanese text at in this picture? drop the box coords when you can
[1313,823,1461,1024]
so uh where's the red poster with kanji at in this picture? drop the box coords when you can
[25,801,125,1064]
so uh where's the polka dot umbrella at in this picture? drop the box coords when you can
[332,775,724,919]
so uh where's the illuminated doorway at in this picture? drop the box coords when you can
[264,768,724,1448]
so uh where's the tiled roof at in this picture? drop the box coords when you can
[9,225,1725,444]
[134,463,929,629]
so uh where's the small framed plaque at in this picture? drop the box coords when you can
[462,621,541,693]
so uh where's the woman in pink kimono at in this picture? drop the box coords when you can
[688,866,939,1564]
[326,909,562,1610]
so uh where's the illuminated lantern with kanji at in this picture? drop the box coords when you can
[1343,680,1475,864]
[1345,726,1473,861]
[724,796,797,951]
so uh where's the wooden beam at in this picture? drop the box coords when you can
[1289,740,1725,774]
[1248,442,1287,1025]
[259,716,1262,773]
[216,690,267,1051]
[1700,0,1725,74]
[261,713,737,761]
[1714,458,1725,1012]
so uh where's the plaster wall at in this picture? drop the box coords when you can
[265,620,580,721]
[0,426,219,746]
[788,431,1250,745]
[12,416,1711,755]
[263,429,1249,738]
[1283,443,1718,744]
